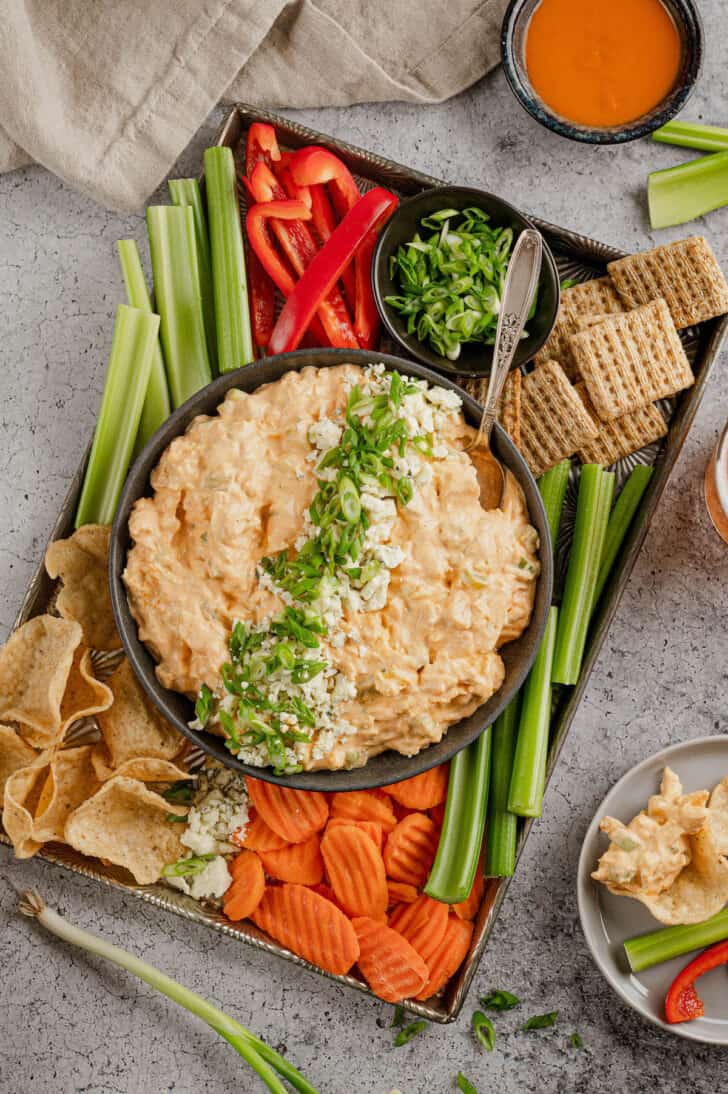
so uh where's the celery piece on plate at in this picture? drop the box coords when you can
[116,239,171,453]
[485,693,521,877]
[204,147,254,373]
[594,465,653,604]
[536,459,571,548]
[652,120,728,152]
[75,304,159,528]
[168,178,218,369]
[625,908,728,973]
[147,204,213,407]
[648,150,728,229]
[507,604,558,819]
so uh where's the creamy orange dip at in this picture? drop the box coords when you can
[124,364,539,771]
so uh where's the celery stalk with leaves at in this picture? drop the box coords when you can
[75,304,159,528]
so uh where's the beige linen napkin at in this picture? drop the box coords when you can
[0,0,506,211]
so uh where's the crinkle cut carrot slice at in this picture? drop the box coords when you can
[352,916,429,1003]
[414,915,474,1000]
[329,789,397,832]
[383,813,440,886]
[387,881,419,907]
[259,833,324,885]
[239,808,290,851]
[382,765,449,810]
[251,883,360,975]
[245,777,328,843]
[325,817,383,851]
[224,851,265,921]
[388,894,449,965]
[321,823,388,919]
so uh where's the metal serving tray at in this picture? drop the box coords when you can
[2,104,727,1023]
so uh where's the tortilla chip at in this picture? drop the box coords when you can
[638,825,728,926]
[0,616,82,747]
[59,648,114,738]
[706,777,728,857]
[0,724,36,800]
[32,745,100,844]
[95,660,183,773]
[92,752,189,785]
[64,775,185,884]
[3,755,49,859]
[45,525,120,651]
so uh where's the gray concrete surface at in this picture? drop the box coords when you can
[2,3,728,1089]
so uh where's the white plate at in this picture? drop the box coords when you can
[577,735,728,1044]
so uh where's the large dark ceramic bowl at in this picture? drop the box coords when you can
[501,0,703,145]
[109,349,553,791]
[371,186,560,377]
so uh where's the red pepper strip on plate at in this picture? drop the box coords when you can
[276,152,313,209]
[268,187,398,355]
[665,939,728,1023]
[291,146,376,342]
[245,199,328,347]
[242,123,282,350]
[249,163,358,349]
[245,122,281,176]
[284,164,357,309]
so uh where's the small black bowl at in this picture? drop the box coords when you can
[501,0,703,145]
[371,186,560,377]
[109,348,553,792]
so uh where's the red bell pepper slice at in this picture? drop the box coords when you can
[247,247,276,351]
[289,146,360,218]
[248,163,358,350]
[246,199,307,298]
[665,939,728,1022]
[245,122,281,177]
[268,187,398,355]
[353,227,381,349]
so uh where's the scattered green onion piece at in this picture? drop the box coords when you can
[18,889,319,1094]
[480,989,520,1011]
[551,467,614,686]
[75,304,159,528]
[393,1020,428,1047]
[204,146,254,373]
[338,475,361,522]
[647,149,728,230]
[425,727,492,904]
[457,1074,478,1094]
[168,177,218,368]
[570,1032,584,1049]
[536,460,571,548]
[523,1011,558,1031]
[161,853,215,878]
[594,464,653,604]
[147,205,213,407]
[485,695,521,877]
[391,1004,406,1027]
[166,813,188,823]
[652,120,728,152]
[162,781,194,804]
[623,908,728,973]
[116,239,171,455]
[507,605,558,818]
[472,1011,496,1052]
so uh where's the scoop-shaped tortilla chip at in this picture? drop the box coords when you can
[92,752,190,785]
[636,825,728,926]
[59,648,113,737]
[64,775,185,884]
[0,724,36,799]
[3,754,50,859]
[95,659,183,772]
[32,745,100,844]
[0,616,82,747]
[45,525,120,650]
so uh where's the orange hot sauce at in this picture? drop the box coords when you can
[525,0,683,128]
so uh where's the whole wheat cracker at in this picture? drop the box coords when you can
[608,236,728,330]
[574,383,667,465]
[533,277,626,378]
[519,359,598,476]
[568,298,693,421]
[461,369,522,445]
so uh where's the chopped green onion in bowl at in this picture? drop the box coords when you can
[383,207,534,362]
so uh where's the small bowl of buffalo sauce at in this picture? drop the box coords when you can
[501,0,703,144]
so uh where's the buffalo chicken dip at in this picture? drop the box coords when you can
[124,364,539,772]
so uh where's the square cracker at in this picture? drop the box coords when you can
[574,383,667,466]
[533,277,626,377]
[519,359,598,476]
[568,298,693,421]
[608,236,728,329]
[461,369,522,445]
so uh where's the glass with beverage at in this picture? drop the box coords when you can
[705,420,728,544]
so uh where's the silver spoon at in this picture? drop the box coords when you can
[467,227,543,509]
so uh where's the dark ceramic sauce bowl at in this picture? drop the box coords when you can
[109,349,553,791]
[371,186,560,377]
[501,0,703,145]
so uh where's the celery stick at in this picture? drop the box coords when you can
[594,465,653,604]
[425,727,492,904]
[624,909,728,973]
[552,467,614,686]
[648,150,728,230]
[147,205,213,407]
[204,147,254,373]
[485,694,521,877]
[168,178,218,369]
[652,120,728,152]
[537,460,571,549]
[75,305,159,528]
[116,239,171,454]
[507,605,558,818]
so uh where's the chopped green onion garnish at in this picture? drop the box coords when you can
[570,1033,584,1049]
[480,989,520,1011]
[472,1011,495,1052]
[457,1074,478,1094]
[393,1020,427,1047]
[523,1012,558,1031]
[391,1004,406,1027]
[161,854,216,878]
